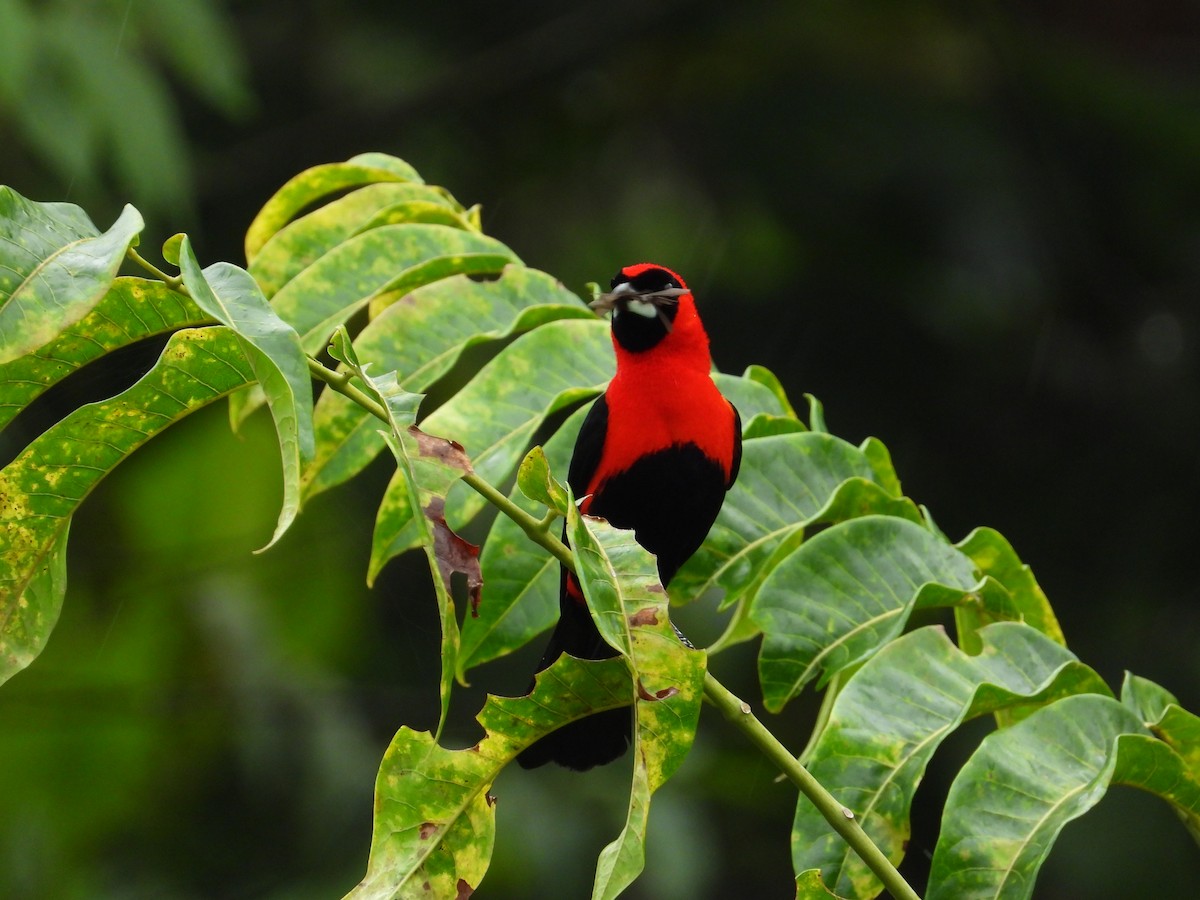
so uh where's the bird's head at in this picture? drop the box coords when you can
[590,263,699,354]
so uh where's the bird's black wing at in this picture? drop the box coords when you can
[567,392,609,495]
[728,402,743,488]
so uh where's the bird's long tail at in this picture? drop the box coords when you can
[516,571,632,771]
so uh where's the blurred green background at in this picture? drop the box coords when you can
[2,0,1199,897]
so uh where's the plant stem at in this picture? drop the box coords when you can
[126,247,184,291]
[702,672,921,900]
[309,348,921,900]
[305,356,390,422]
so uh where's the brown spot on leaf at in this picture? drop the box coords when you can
[636,679,680,702]
[486,791,497,807]
[409,425,473,473]
[628,609,659,627]
[419,822,438,840]
[455,879,474,899]
[422,497,483,615]
[647,584,665,593]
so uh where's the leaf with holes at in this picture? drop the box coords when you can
[457,403,591,680]
[330,329,478,733]
[568,506,706,900]
[347,653,630,900]
[368,317,613,583]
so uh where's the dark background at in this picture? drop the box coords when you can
[1,1,1198,897]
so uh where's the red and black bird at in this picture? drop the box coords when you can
[518,263,742,771]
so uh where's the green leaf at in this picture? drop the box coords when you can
[753,515,979,712]
[794,623,1108,898]
[330,330,478,734]
[795,870,844,899]
[0,277,209,432]
[0,193,143,363]
[368,318,612,583]
[0,519,69,684]
[713,371,790,422]
[269,223,519,356]
[457,403,591,678]
[743,414,807,439]
[743,363,797,416]
[248,182,463,299]
[858,437,903,498]
[956,527,1065,648]
[928,693,1200,899]
[0,327,254,684]
[244,155,421,261]
[161,233,185,266]
[806,393,828,433]
[1122,673,1200,785]
[347,654,630,899]
[516,446,569,516]
[568,507,707,900]
[673,433,895,609]
[303,267,590,504]
[178,239,314,551]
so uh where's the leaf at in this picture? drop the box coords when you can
[743,363,797,416]
[955,527,1065,649]
[672,432,907,610]
[1122,673,1200,788]
[347,654,630,900]
[793,623,1109,898]
[178,240,314,551]
[303,267,590,504]
[0,327,254,684]
[0,277,208,432]
[796,870,847,899]
[743,414,808,439]
[712,371,791,422]
[0,192,143,363]
[0,519,69,683]
[928,693,1200,900]
[269,223,519,356]
[330,330,476,734]
[568,506,707,900]
[368,318,613,583]
[244,155,421,261]
[753,515,979,712]
[248,182,464,299]
[516,446,569,516]
[456,404,591,679]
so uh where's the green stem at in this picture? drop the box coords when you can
[127,247,184,291]
[702,672,921,900]
[308,348,920,900]
[306,352,575,571]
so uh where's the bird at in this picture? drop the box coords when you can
[517,263,742,771]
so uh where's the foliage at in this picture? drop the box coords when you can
[1,156,1197,899]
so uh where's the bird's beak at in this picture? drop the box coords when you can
[588,286,688,315]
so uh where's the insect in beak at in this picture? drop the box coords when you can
[589,286,687,332]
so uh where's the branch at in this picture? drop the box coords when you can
[702,672,921,900]
[306,349,921,900]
